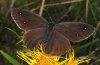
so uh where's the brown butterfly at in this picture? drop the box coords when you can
[11,8,95,55]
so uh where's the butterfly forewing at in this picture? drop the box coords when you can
[11,8,48,31]
[45,30,71,55]
[55,22,95,42]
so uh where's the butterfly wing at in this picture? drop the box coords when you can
[11,8,48,31]
[55,22,95,42]
[45,30,71,55]
[23,28,47,50]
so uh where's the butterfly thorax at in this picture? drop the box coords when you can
[43,22,55,43]
[48,22,55,31]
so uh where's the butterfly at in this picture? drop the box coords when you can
[11,8,95,55]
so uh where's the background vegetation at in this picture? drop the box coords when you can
[0,0,100,65]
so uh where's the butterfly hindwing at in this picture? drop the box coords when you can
[45,30,71,55]
[23,28,47,50]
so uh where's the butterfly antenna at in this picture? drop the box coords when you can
[44,9,54,24]
[57,12,68,23]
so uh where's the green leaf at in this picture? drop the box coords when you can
[0,50,22,65]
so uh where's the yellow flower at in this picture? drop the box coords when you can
[64,49,90,65]
[17,45,90,65]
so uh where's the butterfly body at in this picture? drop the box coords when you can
[11,8,95,55]
[43,22,55,43]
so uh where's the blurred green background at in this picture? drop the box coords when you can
[0,0,100,65]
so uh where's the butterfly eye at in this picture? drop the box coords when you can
[23,21,26,24]
[80,24,88,32]
[18,9,23,16]
[82,26,88,31]
[83,27,87,31]
[19,12,23,16]
[19,12,22,15]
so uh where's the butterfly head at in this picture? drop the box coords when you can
[48,22,55,31]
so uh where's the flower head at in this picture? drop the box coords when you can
[17,44,90,65]
[64,49,90,65]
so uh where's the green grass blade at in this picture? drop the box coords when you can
[6,27,22,39]
[75,38,99,53]
[0,50,22,65]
